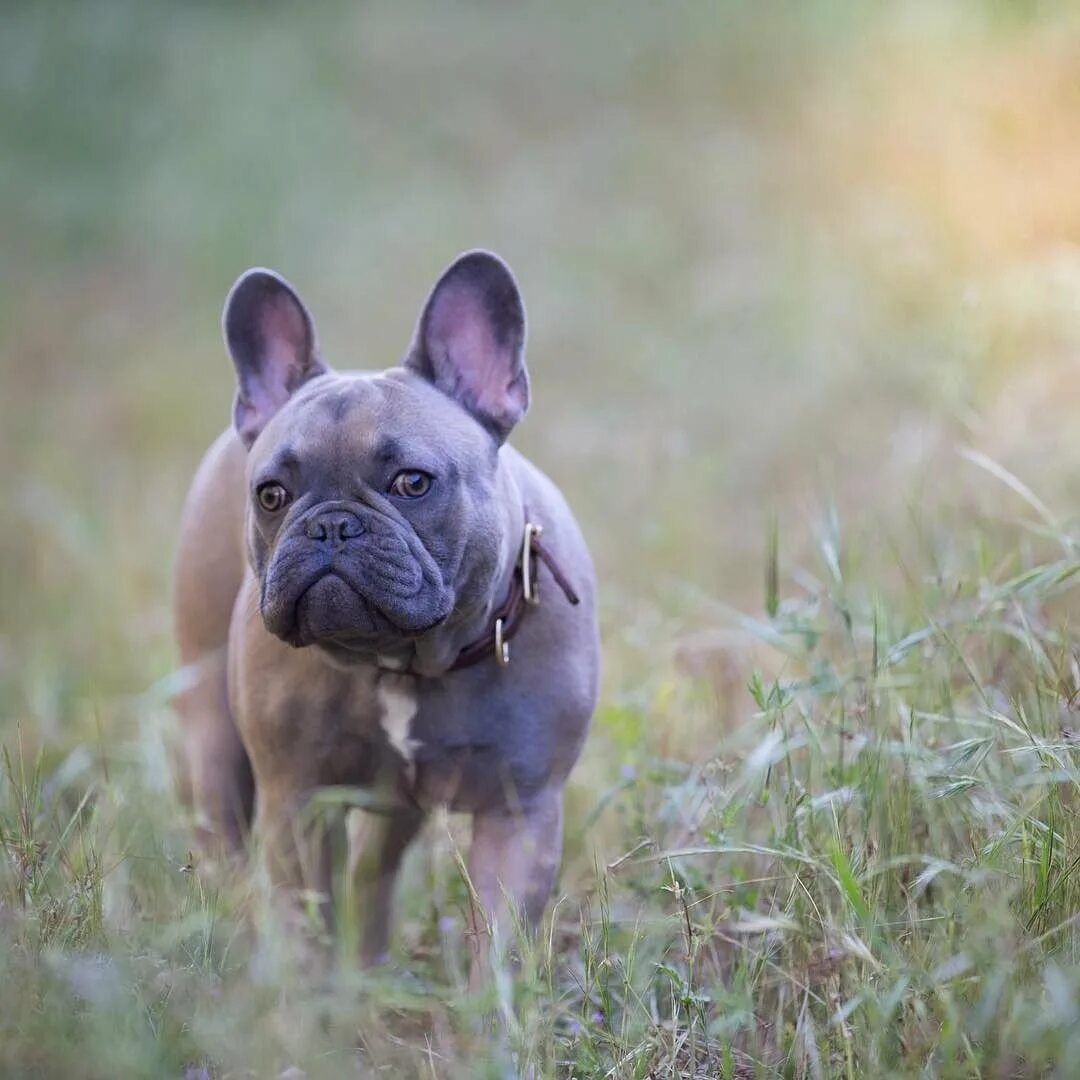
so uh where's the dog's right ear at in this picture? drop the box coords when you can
[223,269,328,448]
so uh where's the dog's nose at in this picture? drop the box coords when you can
[305,511,363,545]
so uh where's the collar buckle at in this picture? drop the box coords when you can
[496,522,541,665]
[494,616,510,665]
[521,522,543,605]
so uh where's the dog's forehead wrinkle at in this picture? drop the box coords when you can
[273,381,383,469]
[284,372,376,419]
[331,420,378,462]
[271,445,300,473]
[305,377,473,475]
[377,378,497,478]
[314,373,389,423]
[375,435,402,463]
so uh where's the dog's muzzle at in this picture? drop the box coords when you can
[259,502,453,647]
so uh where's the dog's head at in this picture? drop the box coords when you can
[223,250,529,664]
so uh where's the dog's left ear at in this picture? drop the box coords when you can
[405,250,529,442]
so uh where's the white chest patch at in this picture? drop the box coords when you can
[377,674,419,781]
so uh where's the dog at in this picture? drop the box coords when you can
[173,250,599,967]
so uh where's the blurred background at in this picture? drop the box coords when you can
[3,0,1080,716]
[6,1,1080,1073]
[6,1,1080,730]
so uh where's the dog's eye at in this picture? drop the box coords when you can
[388,471,433,499]
[256,482,290,513]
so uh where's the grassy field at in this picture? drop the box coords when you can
[7,2,1080,1075]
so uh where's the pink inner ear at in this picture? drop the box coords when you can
[261,295,312,392]
[427,284,515,411]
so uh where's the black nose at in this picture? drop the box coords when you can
[304,511,363,545]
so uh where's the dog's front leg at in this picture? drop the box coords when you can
[466,785,564,984]
[347,807,425,966]
[256,783,335,952]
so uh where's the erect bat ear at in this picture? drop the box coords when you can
[223,268,328,448]
[405,250,529,442]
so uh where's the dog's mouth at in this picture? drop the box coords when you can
[258,505,456,650]
[267,569,449,651]
[292,572,378,644]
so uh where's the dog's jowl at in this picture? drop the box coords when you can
[173,251,599,968]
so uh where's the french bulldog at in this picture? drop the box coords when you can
[173,250,599,967]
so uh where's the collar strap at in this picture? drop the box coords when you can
[449,514,580,672]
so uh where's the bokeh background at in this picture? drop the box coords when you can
[7,2,1080,1075]
[8,1,1080,710]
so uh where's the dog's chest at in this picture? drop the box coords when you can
[374,673,420,772]
[319,667,540,811]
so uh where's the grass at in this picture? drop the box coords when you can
[7,1,1080,1075]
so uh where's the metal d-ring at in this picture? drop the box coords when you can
[522,522,543,605]
[494,617,510,665]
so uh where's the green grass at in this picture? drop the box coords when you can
[7,1,1080,1075]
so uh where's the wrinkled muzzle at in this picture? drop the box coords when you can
[259,502,454,647]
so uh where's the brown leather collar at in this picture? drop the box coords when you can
[449,514,580,672]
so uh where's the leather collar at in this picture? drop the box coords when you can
[449,514,580,672]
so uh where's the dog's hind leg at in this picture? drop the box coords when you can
[174,646,253,854]
[173,429,253,854]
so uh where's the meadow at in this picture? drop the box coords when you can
[5,3,1080,1075]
